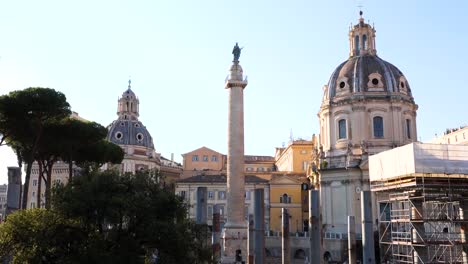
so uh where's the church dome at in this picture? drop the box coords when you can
[318,14,419,163]
[322,15,414,105]
[106,80,155,153]
[107,119,154,149]
[327,54,413,100]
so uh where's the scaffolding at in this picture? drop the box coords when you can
[374,174,468,263]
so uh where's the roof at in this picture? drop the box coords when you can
[181,146,223,156]
[177,174,269,184]
[244,155,275,162]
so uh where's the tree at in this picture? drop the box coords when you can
[0,88,71,209]
[0,209,85,264]
[74,139,124,173]
[34,118,112,208]
[52,169,211,263]
[53,118,108,181]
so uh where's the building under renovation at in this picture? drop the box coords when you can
[370,143,468,263]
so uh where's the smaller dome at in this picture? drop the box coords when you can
[107,120,154,150]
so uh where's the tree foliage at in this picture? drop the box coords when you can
[0,169,211,264]
[0,87,71,209]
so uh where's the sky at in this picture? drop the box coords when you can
[1,1,467,184]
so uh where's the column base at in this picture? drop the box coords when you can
[222,225,248,264]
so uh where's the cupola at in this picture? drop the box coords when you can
[349,11,377,57]
[117,80,140,120]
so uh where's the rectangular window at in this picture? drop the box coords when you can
[246,167,253,172]
[303,161,308,171]
[203,155,208,162]
[218,191,226,200]
[192,155,199,161]
[373,116,384,138]
[32,192,35,198]
[338,119,347,139]
[33,179,37,187]
[245,191,251,200]
[208,191,214,199]
[406,119,411,139]
[211,155,218,162]
[30,202,35,209]
[180,191,186,199]
[245,206,249,220]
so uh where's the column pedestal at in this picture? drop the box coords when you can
[222,226,248,263]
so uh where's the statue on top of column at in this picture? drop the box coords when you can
[232,42,242,62]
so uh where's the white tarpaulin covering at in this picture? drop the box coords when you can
[369,143,468,182]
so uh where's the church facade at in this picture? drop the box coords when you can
[317,14,419,262]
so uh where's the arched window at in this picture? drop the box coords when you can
[373,116,384,138]
[362,34,367,50]
[354,35,360,55]
[338,119,347,139]
[280,193,291,204]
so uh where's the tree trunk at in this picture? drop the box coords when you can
[21,160,33,209]
[37,162,43,208]
[44,161,54,209]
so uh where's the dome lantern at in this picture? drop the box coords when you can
[349,12,377,57]
[117,79,140,120]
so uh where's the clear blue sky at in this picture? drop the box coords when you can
[1,1,467,184]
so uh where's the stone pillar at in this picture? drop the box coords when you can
[282,208,290,264]
[254,189,265,264]
[213,204,222,262]
[361,191,375,264]
[264,184,271,232]
[309,189,322,264]
[222,57,248,263]
[348,216,357,264]
[248,215,254,264]
[6,167,21,217]
[196,187,207,224]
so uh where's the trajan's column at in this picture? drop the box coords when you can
[222,43,248,263]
